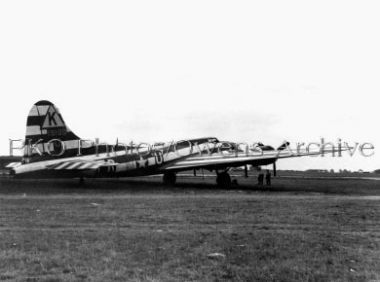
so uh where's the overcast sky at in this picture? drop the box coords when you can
[0,1,378,171]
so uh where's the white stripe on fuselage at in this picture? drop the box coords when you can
[26,125,42,136]
[14,151,127,174]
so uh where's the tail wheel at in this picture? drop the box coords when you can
[216,172,231,188]
[163,172,176,186]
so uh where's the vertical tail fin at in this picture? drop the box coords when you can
[24,100,81,162]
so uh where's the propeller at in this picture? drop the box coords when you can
[256,142,274,151]
[273,162,277,177]
[277,141,290,151]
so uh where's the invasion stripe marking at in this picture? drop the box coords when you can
[26,116,45,126]
[26,125,42,136]
[54,162,71,170]
[51,161,104,170]
[80,163,96,169]
[15,150,126,175]
[25,131,81,142]
[73,162,87,169]
[66,162,83,169]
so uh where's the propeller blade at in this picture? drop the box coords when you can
[277,141,290,151]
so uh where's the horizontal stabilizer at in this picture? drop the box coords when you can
[5,162,22,168]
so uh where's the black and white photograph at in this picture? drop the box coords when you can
[0,1,379,281]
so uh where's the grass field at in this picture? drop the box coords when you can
[0,176,380,281]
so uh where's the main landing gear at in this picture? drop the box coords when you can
[163,172,176,186]
[216,171,231,189]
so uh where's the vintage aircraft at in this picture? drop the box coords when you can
[7,100,337,187]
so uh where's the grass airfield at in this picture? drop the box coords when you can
[0,175,380,281]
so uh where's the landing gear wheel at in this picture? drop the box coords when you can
[216,172,231,189]
[163,172,176,186]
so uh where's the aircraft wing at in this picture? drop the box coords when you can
[162,147,338,171]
